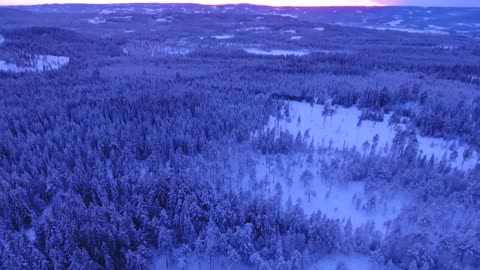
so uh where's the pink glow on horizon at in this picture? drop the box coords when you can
[0,0,386,7]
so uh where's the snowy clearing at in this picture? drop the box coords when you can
[251,152,411,230]
[290,36,303,40]
[153,252,373,270]
[109,16,133,20]
[88,17,106,24]
[0,35,4,45]
[315,27,325,31]
[366,26,449,35]
[271,101,476,169]
[435,45,458,50]
[237,26,269,31]
[315,49,347,55]
[99,9,115,14]
[385,19,404,26]
[211,34,234,40]
[311,253,373,270]
[153,255,250,270]
[0,55,69,72]
[160,47,191,56]
[143,8,163,14]
[244,48,309,56]
[155,18,170,22]
[124,40,192,57]
[279,14,298,18]
[428,25,449,31]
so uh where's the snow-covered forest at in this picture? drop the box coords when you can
[0,3,480,270]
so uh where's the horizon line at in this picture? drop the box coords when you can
[0,0,386,7]
[1,3,387,7]
[0,1,477,8]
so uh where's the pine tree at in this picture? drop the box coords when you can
[305,189,317,203]
[300,170,314,188]
[336,261,348,270]
[408,261,418,270]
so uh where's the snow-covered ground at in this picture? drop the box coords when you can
[271,101,476,169]
[158,46,191,56]
[110,16,133,20]
[244,48,309,56]
[143,8,163,14]
[428,25,449,31]
[290,36,303,40]
[237,26,268,31]
[99,9,115,14]
[315,49,348,55]
[214,100,479,237]
[124,40,192,57]
[385,19,404,27]
[0,35,5,45]
[366,26,449,35]
[155,18,170,23]
[211,34,234,40]
[0,55,70,72]
[252,152,411,231]
[153,253,373,270]
[224,100,478,233]
[311,253,373,270]
[314,27,325,31]
[434,45,458,50]
[279,13,298,18]
[153,255,250,270]
[88,17,106,24]
[89,15,132,24]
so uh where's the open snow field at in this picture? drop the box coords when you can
[217,100,478,236]
[153,253,374,270]
[0,55,70,72]
[311,253,373,270]
[289,36,303,40]
[123,41,192,57]
[212,35,234,40]
[271,101,477,169]
[88,17,106,24]
[244,48,309,56]
[251,153,411,231]
[365,26,450,35]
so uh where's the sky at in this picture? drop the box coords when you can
[0,0,479,7]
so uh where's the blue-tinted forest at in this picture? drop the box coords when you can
[1,4,480,270]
